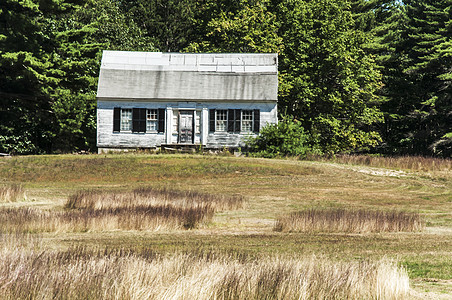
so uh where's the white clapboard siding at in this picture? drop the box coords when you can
[96,52,278,150]
[97,101,277,149]
[97,101,166,148]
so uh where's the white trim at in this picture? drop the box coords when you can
[97,97,277,103]
[201,107,208,145]
[166,107,172,144]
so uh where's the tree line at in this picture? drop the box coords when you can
[1,0,450,157]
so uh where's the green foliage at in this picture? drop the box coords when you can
[0,0,60,154]
[374,0,452,157]
[188,0,383,154]
[1,0,450,156]
[186,0,283,53]
[80,0,155,52]
[0,0,155,154]
[122,0,198,52]
[246,115,315,158]
[275,0,384,154]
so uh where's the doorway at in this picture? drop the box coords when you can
[178,110,194,144]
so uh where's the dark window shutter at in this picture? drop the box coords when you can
[210,109,216,132]
[227,109,234,132]
[235,109,241,132]
[253,109,260,133]
[158,108,165,133]
[113,107,120,132]
[140,108,147,133]
[132,108,140,132]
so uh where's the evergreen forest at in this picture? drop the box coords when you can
[1,0,451,157]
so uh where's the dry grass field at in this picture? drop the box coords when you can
[0,153,450,299]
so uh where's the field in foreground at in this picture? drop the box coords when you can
[0,154,451,299]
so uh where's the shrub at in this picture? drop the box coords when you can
[246,115,318,158]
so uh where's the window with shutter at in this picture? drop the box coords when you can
[209,109,216,132]
[139,108,146,132]
[158,108,165,133]
[216,110,228,132]
[234,109,241,132]
[253,109,260,133]
[120,109,132,131]
[113,108,120,132]
[227,109,235,132]
[146,109,158,131]
[241,110,253,132]
[132,108,146,133]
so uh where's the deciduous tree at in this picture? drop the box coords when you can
[276,0,383,153]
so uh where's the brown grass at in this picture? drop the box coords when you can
[0,155,449,296]
[0,184,25,202]
[0,188,244,233]
[313,154,452,173]
[0,206,214,232]
[66,187,244,211]
[0,234,410,300]
[274,208,425,233]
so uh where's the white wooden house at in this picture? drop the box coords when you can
[96,51,278,152]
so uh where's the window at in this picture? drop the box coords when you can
[241,110,253,132]
[216,110,228,132]
[209,108,260,133]
[120,109,132,131]
[146,109,158,131]
[113,107,165,133]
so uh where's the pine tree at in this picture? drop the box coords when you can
[383,0,452,156]
[47,0,156,151]
[349,1,407,154]
[0,0,155,153]
[122,0,199,52]
[0,0,58,154]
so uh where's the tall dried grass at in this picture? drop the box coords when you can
[66,187,244,211]
[0,235,410,300]
[0,184,25,202]
[275,208,424,233]
[312,154,452,173]
[0,188,243,233]
[0,206,213,233]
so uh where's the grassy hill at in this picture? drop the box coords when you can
[0,154,450,299]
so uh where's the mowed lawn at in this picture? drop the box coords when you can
[0,154,451,298]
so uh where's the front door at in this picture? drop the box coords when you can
[179,111,194,144]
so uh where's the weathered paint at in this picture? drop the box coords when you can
[96,51,278,151]
[97,100,277,149]
[97,52,277,102]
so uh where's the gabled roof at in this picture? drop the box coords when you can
[97,51,278,102]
